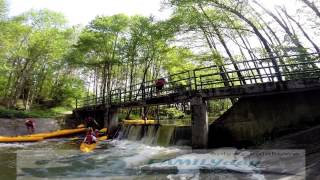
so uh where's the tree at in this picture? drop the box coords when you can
[279,6,320,54]
[0,9,80,109]
[300,0,320,18]
[0,0,8,20]
[73,14,129,103]
[253,1,308,55]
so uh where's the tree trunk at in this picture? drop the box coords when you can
[300,0,320,18]
[196,4,246,85]
[101,61,107,104]
[253,1,306,53]
[281,7,320,54]
[211,0,282,81]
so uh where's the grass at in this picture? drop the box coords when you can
[0,106,73,118]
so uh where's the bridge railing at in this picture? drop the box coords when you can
[75,53,320,109]
[194,53,320,90]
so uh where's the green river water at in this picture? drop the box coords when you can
[0,120,305,180]
[0,138,186,180]
[0,138,305,180]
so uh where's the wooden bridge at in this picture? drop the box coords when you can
[74,53,320,148]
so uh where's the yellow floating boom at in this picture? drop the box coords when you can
[0,136,44,143]
[0,128,87,143]
[122,120,157,125]
[29,128,87,139]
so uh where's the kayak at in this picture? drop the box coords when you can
[80,142,97,153]
[0,128,87,143]
[29,128,87,139]
[0,136,44,143]
[99,128,107,133]
[0,127,105,143]
[80,135,108,153]
[77,124,85,128]
[69,128,108,141]
[98,136,108,141]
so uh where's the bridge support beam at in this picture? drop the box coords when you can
[191,96,208,149]
[104,108,119,137]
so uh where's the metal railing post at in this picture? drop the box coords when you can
[188,71,192,91]
[124,88,126,102]
[109,91,112,104]
[193,70,197,91]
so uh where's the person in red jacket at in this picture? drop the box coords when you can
[83,128,97,144]
[25,119,35,134]
[155,78,166,96]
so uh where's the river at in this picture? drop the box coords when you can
[0,138,186,179]
[0,138,306,180]
[0,119,307,180]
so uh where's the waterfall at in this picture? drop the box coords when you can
[141,126,158,144]
[154,125,175,146]
[116,124,191,146]
[127,126,142,141]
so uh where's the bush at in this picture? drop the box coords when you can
[162,108,185,119]
[0,106,72,118]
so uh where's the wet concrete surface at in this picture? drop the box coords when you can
[260,125,320,180]
[0,118,61,136]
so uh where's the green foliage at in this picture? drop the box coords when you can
[0,106,71,118]
[76,14,129,65]
[164,48,196,73]
[119,113,141,120]
[20,9,67,29]
[1,0,319,117]
[208,99,232,116]
[0,0,8,20]
[0,8,86,110]
[50,76,86,107]
[162,108,185,119]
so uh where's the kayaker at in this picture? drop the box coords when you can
[25,119,35,134]
[83,128,97,144]
[95,129,100,138]
[85,117,99,129]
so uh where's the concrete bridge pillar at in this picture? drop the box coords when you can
[104,108,119,137]
[191,96,208,149]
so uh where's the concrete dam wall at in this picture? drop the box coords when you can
[209,90,320,148]
[0,118,61,136]
[116,124,191,146]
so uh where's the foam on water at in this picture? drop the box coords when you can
[10,139,187,179]
[108,140,185,168]
[142,148,265,180]
[0,142,42,148]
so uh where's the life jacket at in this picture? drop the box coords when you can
[86,134,93,144]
